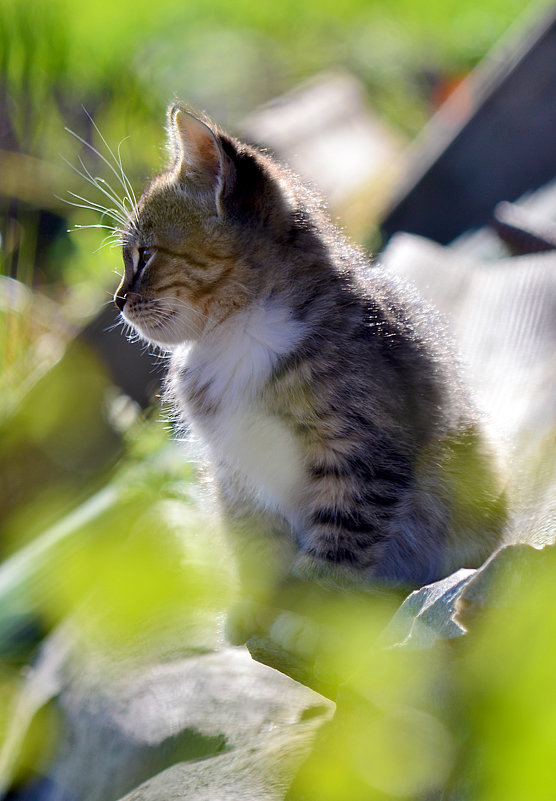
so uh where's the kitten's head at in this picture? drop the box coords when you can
[115,105,297,347]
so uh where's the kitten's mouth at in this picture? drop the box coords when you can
[128,307,187,347]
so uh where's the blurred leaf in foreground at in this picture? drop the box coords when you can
[454,543,556,801]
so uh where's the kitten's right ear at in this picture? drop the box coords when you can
[167,105,233,213]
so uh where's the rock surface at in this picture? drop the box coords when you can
[4,640,332,801]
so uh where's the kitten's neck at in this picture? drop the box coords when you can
[174,296,307,412]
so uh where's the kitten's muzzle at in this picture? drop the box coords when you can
[114,290,141,311]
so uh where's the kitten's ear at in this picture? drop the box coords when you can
[167,106,233,212]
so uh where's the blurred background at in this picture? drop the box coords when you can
[1,0,556,798]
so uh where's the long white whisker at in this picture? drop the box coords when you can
[67,223,118,242]
[62,192,127,227]
[96,176,134,217]
[81,108,137,205]
[105,314,127,334]
[94,232,124,252]
[115,137,139,227]
[60,159,130,226]
[69,223,116,232]
[61,153,124,210]
[102,238,124,250]
[59,198,120,224]
[79,110,141,234]
[65,124,136,218]
[62,114,142,252]
[74,155,131,222]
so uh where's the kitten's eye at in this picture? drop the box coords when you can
[137,247,154,273]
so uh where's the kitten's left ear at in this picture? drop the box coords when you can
[168,106,233,213]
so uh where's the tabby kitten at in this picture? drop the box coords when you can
[115,105,505,641]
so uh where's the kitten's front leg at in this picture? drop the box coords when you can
[265,518,384,658]
[221,502,296,645]
[290,447,418,589]
[292,505,387,589]
[225,598,276,646]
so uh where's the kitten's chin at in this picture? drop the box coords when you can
[139,326,192,349]
[124,315,192,349]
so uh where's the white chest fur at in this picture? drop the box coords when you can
[171,300,307,516]
[208,408,305,514]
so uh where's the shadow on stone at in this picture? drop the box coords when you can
[6,728,228,801]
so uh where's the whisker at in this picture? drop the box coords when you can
[68,223,116,232]
[105,315,127,333]
[95,176,136,224]
[60,197,126,237]
[65,122,136,221]
[124,303,199,347]
[60,155,130,223]
[94,233,124,253]
[152,296,209,321]
[115,137,140,228]
[82,107,139,218]
[150,313,198,343]
[62,113,143,267]
[74,155,131,222]
[102,233,124,245]
[66,226,123,253]
[57,193,125,226]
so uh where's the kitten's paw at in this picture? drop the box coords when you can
[290,553,317,581]
[291,552,363,590]
[269,610,320,660]
[225,600,274,645]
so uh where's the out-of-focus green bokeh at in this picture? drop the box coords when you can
[1,0,550,309]
[1,0,555,796]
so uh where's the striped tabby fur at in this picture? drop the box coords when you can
[115,106,505,632]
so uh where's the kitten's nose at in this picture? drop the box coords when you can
[114,291,127,311]
[115,291,142,311]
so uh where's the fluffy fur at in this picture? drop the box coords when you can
[115,105,505,633]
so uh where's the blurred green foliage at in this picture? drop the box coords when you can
[1,0,555,797]
[1,0,550,300]
[282,544,556,800]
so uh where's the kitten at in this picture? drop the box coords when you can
[114,105,505,642]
